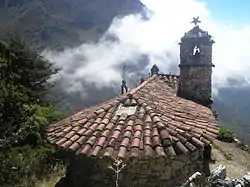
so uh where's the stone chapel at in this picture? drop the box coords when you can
[47,17,219,187]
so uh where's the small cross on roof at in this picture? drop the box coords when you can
[191,16,201,26]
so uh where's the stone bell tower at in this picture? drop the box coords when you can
[177,17,215,107]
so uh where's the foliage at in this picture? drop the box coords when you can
[217,127,235,143]
[0,146,66,187]
[0,36,66,186]
[0,36,60,148]
[0,0,145,50]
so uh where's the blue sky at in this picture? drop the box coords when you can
[204,0,250,26]
[47,0,250,93]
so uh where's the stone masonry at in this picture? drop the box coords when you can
[178,66,213,107]
[50,18,219,187]
[177,24,215,107]
[60,149,203,187]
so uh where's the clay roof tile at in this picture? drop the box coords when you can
[90,146,102,157]
[46,74,219,160]
[131,138,140,148]
[118,146,127,158]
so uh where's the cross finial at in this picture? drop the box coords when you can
[191,16,201,26]
[122,64,126,80]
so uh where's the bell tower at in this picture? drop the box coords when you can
[177,17,215,107]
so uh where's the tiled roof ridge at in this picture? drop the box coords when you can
[129,75,157,95]
[123,81,199,157]
[136,97,174,145]
[46,73,219,159]
[129,89,206,156]
[47,76,157,136]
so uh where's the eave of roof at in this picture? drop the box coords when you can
[46,74,219,160]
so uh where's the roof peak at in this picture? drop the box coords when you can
[124,74,179,98]
[46,74,219,159]
[129,75,156,95]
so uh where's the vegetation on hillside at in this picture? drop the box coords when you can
[214,97,250,145]
[1,0,249,147]
[217,127,235,143]
[0,0,146,50]
[0,36,66,186]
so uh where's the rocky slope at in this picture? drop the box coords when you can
[211,140,250,178]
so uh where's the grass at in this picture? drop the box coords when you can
[33,164,66,187]
[3,163,65,187]
[0,146,66,187]
[213,143,233,161]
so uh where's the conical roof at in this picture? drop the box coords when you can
[46,74,219,159]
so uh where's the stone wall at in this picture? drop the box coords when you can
[178,31,214,107]
[178,66,213,107]
[58,150,204,187]
[179,39,213,66]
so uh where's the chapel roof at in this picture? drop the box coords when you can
[46,74,219,159]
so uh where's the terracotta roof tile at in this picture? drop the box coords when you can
[92,131,102,137]
[61,140,73,149]
[152,136,162,148]
[131,138,140,148]
[103,147,114,157]
[155,146,166,157]
[120,137,130,148]
[177,141,190,154]
[185,142,196,152]
[118,146,127,158]
[70,134,80,142]
[55,138,67,146]
[69,142,80,151]
[46,74,219,159]
[191,137,204,148]
[145,145,154,157]
[101,129,111,138]
[165,146,176,156]
[72,126,81,132]
[80,144,92,155]
[96,137,107,147]
[134,131,142,139]
[144,129,151,137]
[162,139,172,147]
[91,146,102,157]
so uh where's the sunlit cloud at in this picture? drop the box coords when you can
[44,0,250,98]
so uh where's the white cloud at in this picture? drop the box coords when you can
[44,0,250,97]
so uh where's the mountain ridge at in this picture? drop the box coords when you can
[0,0,146,50]
[0,0,249,145]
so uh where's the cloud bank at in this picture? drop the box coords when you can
[44,0,250,98]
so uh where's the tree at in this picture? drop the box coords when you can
[0,36,60,148]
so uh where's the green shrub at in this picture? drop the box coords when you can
[0,35,66,187]
[217,127,235,143]
[0,146,65,186]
